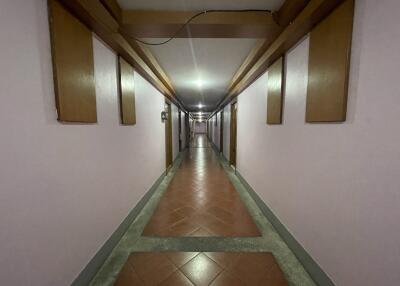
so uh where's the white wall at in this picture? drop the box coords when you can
[236,1,400,285]
[223,105,231,161]
[0,1,166,285]
[171,104,180,160]
[194,121,206,133]
[212,112,221,150]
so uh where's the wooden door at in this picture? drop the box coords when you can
[230,102,238,166]
[185,113,190,148]
[178,110,182,151]
[165,102,173,169]
[220,111,224,153]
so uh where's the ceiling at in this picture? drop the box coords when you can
[118,0,285,112]
[117,0,284,12]
[143,38,260,111]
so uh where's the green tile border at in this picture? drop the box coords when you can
[82,143,320,286]
[219,152,335,286]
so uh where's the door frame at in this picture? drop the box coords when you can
[229,101,237,167]
[185,113,190,148]
[164,102,173,170]
[178,109,182,152]
[220,111,224,153]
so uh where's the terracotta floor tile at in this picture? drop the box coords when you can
[142,135,260,237]
[165,219,199,237]
[204,252,241,269]
[128,253,177,285]
[258,263,289,286]
[113,262,143,286]
[159,270,195,286]
[227,253,286,286]
[175,206,197,218]
[180,253,223,286]
[201,219,234,237]
[209,271,246,286]
[205,206,236,225]
[189,227,213,237]
[115,251,289,286]
[164,252,199,268]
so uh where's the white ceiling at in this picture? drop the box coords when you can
[118,0,284,12]
[143,38,260,111]
[118,0,285,111]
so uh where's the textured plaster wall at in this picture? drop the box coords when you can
[0,1,166,285]
[236,1,400,285]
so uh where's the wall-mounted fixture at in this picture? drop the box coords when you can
[161,111,168,123]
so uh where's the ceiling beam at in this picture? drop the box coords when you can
[99,0,122,22]
[225,1,310,102]
[211,0,347,118]
[121,10,283,38]
[275,0,311,26]
[55,0,186,111]
[120,32,176,96]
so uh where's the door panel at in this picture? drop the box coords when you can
[230,102,237,166]
[178,110,182,151]
[220,111,224,153]
[165,103,173,169]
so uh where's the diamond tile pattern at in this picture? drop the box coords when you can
[114,252,288,286]
[143,135,261,237]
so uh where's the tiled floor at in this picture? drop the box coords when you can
[90,134,315,286]
[114,251,288,286]
[143,135,260,237]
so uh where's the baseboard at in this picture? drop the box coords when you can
[209,141,221,154]
[235,171,335,286]
[71,171,166,286]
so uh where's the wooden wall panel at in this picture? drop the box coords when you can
[306,0,354,122]
[267,57,284,124]
[48,0,97,123]
[118,57,136,125]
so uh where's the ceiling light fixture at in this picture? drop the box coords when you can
[195,79,203,89]
[198,103,203,109]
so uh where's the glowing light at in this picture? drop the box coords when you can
[198,103,203,109]
[195,79,203,89]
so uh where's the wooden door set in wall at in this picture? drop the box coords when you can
[164,103,189,171]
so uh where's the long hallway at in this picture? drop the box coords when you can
[91,135,314,286]
[143,135,260,237]
[3,1,400,285]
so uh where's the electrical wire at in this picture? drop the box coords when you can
[128,9,274,46]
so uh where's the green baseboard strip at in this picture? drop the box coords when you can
[71,171,166,286]
[235,171,335,286]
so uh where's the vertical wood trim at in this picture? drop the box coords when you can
[230,102,238,166]
[118,57,136,125]
[48,0,97,123]
[220,111,224,153]
[165,103,173,169]
[306,0,354,122]
[178,110,182,151]
[267,57,284,124]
